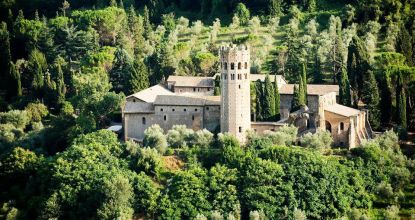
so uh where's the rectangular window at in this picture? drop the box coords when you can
[164,115,167,121]
[239,127,242,133]
[193,88,196,92]
[192,115,195,120]
[142,117,146,124]
[231,63,235,70]
[160,108,163,112]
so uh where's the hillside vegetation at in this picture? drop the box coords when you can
[0,0,415,219]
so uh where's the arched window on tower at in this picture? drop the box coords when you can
[231,63,235,70]
[245,62,248,69]
[238,62,241,69]
[224,62,228,70]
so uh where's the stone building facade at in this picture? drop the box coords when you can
[122,44,372,148]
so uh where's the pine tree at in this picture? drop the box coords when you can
[396,73,407,129]
[338,67,351,106]
[362,70,380,129]
[0,22,12,100]
[263,74,276,120]
[255,79,263,121]
[274,74,280,120]
[125,58,149,94]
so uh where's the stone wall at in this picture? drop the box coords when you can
[173,86,214,95]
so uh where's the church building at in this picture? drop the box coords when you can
[122,44,373,148]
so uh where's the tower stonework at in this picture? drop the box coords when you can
[220,44,251,143]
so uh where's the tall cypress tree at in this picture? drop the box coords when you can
[255,79,263,121]
[274,74,280,120]
[291,84,300,112]
[396,73,407,129]
[28,49,47,98]
[338,67,351,106]
[0,22,12,99]
[125,58,150,94]
[362,70,380,129]
[55,59,66,103]
[9,62,22,97]
[301,63,307,104]
[263,74,276,120]
[143,6,152,39]
[298,74,306,107]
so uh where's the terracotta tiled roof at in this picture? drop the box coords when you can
[123,102,155,113]
[154,95,220,106]
[167,76,214,87]
[280,84,339,95]
[325,104,361,117]
[126,85,174,103]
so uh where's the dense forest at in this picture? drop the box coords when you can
[0,0,415,219]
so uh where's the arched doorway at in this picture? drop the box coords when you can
[325,121,332,133]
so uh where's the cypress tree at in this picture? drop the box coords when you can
[301,63,307,104]
[268,0,282,16]
[396,73,407,129]
[255,79,263,121]
[0,22,12,100]
[298,74,306,107]
[125,58,150,94]
[291,84,300,112]
[143,6,152,39]
[396,26,413,66]
[362,70,380,129]
[274,74,280,120]
[9,62,22,97]
[263,74,276,120]
[28,49,47,97]
[55,60,66,103]
[338,67,351,106]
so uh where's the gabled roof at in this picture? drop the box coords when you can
[250,74,286,83]
[167,75,214,87]
[123,102,155,113]
[126,85,174,103]
[325,104,361,117]
[154,95,220,106]
[280,84,339,95]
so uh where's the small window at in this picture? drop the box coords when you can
[195,108,198,111]
[238,62,241,69]
[340,122,344,131]
[271,129,275,131]
[239,84,241,89]
[239,126,242,133]
[133,99,136,102]
[142,117,146,124]
[172,109,175,112]
[184,108,187,112]
[244,62,248,69]
[160,108,164,112]
[192,115,195,120]
[208,88,211,91]
[224,62,228,70]
[164,115,167,121]
[206,107,209,110]
[231,63,235,70]
[193,88,196,92]
[340,141,344,146]
[231,74,235,80]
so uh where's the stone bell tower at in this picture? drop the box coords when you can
[220,44,251,143]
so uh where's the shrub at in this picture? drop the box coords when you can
[25,103,48,122]
[0,110,30,129]
[143,124,167,154]
[300,130,332,150]
[191,129,214,148]
[135,147,162,177]
[167,125,194,148]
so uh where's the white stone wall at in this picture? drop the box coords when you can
[220,44,251,143]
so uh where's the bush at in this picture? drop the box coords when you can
[143,124,168,154]
[191,129,214,148]
[167,125,194,148]
[300,130,332,151]
[246,131,273,150]
[0,110,30,129]
[25,103,48,122]
[134,147,162,177]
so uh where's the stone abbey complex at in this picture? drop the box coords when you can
[122,44,373,148]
